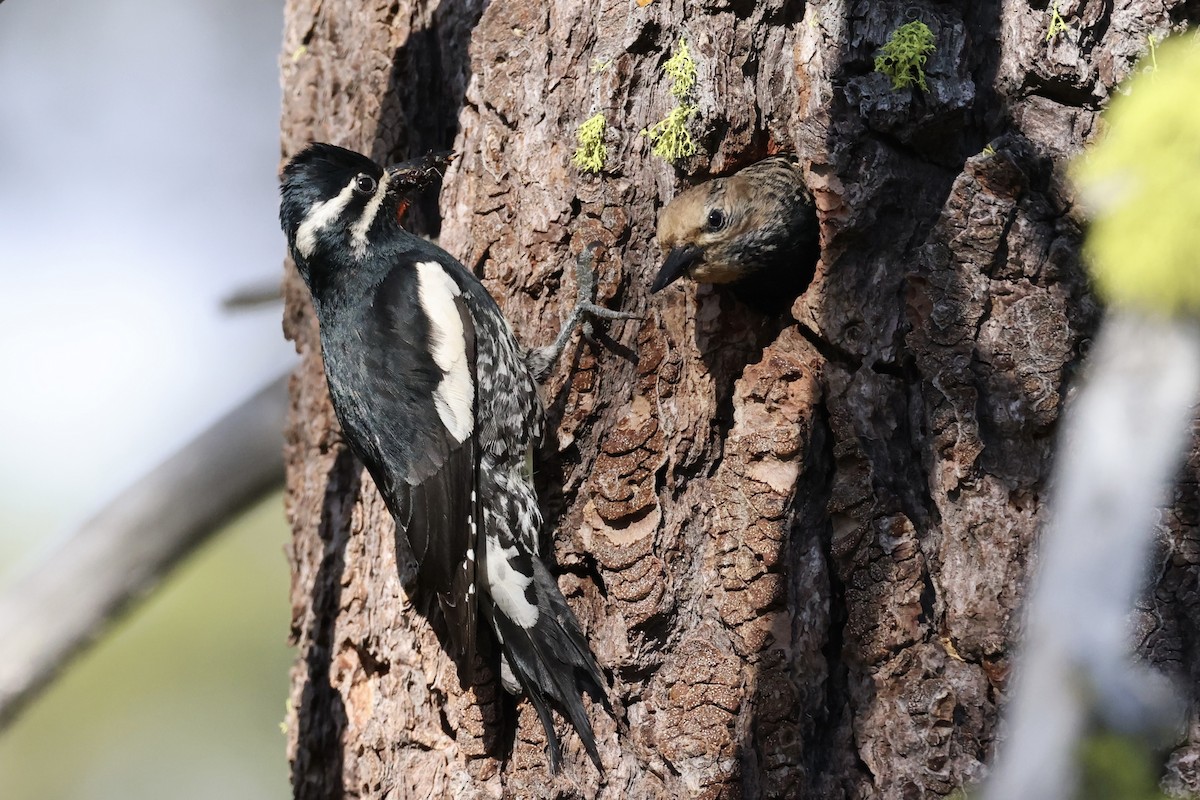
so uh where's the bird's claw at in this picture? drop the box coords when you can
[577,302,639,348]
[575,302,641,323]
[526,250,640,382]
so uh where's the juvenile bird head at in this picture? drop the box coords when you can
[652,154,819,296]
[279,143,452,283]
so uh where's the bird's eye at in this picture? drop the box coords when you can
[705,209,727,231]
[353,174,377,195]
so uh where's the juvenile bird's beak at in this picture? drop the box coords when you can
[386,151,457,191]
[652,243,703,292]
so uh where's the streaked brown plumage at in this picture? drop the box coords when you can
[652,154,819,306]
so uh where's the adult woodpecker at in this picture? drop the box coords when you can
[279,143,631,771]
[652,154,820,310]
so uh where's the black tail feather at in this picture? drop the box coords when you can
[507,654,566,771]
[485,559,609,772]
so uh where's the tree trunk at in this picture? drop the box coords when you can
[279,1,1200,797]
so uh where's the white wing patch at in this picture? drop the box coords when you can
[486,536,540,628]
[294,180,357,259]
[349,168,392,259]
[414,261,474,443]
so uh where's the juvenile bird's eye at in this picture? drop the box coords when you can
[705,209,727,231]
[353,174,377,195]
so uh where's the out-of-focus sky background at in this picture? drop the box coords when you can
[0,0,293,797]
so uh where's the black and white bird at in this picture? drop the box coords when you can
[279,143,630,770]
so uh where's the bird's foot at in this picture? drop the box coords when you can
[575,301,641,344]
[527,242,641,381]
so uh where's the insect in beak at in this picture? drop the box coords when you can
[385,151,458,222]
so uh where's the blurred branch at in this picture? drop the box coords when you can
[221,279,284,311]
[985,312,1199,800]
[0,372,289,730]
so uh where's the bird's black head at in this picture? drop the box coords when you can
[279,143,452,287]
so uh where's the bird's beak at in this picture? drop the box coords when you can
[652,244,703,292]
[386,151,457,191]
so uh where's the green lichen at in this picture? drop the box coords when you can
[874,20,936,92]
[663,37,696,99]
[571,112,608,174]
[280,696,294,735]
[1046,3,1070,41]
[644,38,700,163]
[641,104,697,162]
[1073,36,1200,316]
[1078,733,1171,800]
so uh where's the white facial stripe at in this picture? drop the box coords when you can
[349,169,392,258]
[414,261,474,443]
[294,180,358,259]
[486,538,539,628]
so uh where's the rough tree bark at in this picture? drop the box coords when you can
[279,1,1200,798]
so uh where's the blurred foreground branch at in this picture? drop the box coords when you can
[985,313,1199,799]
[221,280,284,311]
[0,372,289,730]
